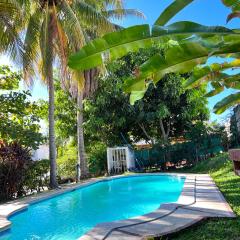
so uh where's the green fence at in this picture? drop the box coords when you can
[135,136,223,169]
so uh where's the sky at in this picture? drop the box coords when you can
[1,0,240,122]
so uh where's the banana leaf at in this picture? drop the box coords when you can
[68,21,235,71]
[154,0,194,26]
[214,92,240,114]
[184,59,240,88]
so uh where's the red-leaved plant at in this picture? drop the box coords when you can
[0,140,31,200]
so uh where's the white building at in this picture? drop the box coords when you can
[32,144,49,161]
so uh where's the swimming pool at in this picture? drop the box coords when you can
[0,175,185,240]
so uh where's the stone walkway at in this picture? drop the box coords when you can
[0,174,235,240]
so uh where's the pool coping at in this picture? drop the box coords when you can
[0,173,236,239]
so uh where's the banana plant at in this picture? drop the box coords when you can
[68,21,234,71]
[184,58,240,114]
[125,38,240,111]
[154,0,194,26]
[68,0,240,113]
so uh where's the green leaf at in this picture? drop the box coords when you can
[124,39,240,104]
[68,21,234,71]
[222,0,240,11]
[23,8,42,83]
[126,40,240,92]
[130,90,146,105]
[154,0,194,26]
[124,42,209,92]
[0,65,21,90]
[213,92,240,114]
[152,21,233,37]
[68,24,151,70]
[223,74,240,89]
[184,59,240,88]
[129,82,151,105]
[205,82,224,97]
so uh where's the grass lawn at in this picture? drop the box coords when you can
[156,153,240,240]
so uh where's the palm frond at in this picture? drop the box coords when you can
[102,9,145,20]
[73,0,115,33]
[213,92,240,114]
[0,1,16,14]
[52,3,70,83]
[0,15,24,62]
[60,0,86,48]
[0,0,25,62]
[23,8,42,85]
[102,0,124,9]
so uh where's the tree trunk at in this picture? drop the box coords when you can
[159,119,170,171]
[138,123,154,146]
[77,87,89,180]
[48,64,58,188]
[159,119,169,143]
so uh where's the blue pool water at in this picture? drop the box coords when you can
[0,175,185,240]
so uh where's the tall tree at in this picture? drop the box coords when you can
[0,0,143,186]
[85,50,209,147]
[64,1,144,180]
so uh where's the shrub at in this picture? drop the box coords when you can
[0,141,31,200]
[24,159,50,193]
[56,142,107,178]
[0,141,50,201]
[57,145,77,178]
[88,142,107,176]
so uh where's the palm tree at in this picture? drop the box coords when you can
[64,1,144,180]
[0,1,24,61]
[0,0,144,186]
[76,0,144,178]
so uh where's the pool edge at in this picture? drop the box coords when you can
[0,173,235,239]
[0,173,185,233]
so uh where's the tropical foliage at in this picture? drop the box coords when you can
[0,0,144,186]
[68,0,240,114]
[0,0,237,188]
[0,141,31,200]
[35,49,210,178]
[24,159,50,193]
[0,66,43,150]
[85,49,209,146]
[0,140,50,201]
[0,65,20,90]
[0,90,44,149]
[38,78,77,143]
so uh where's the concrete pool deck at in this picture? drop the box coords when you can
[0,173,235,240]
